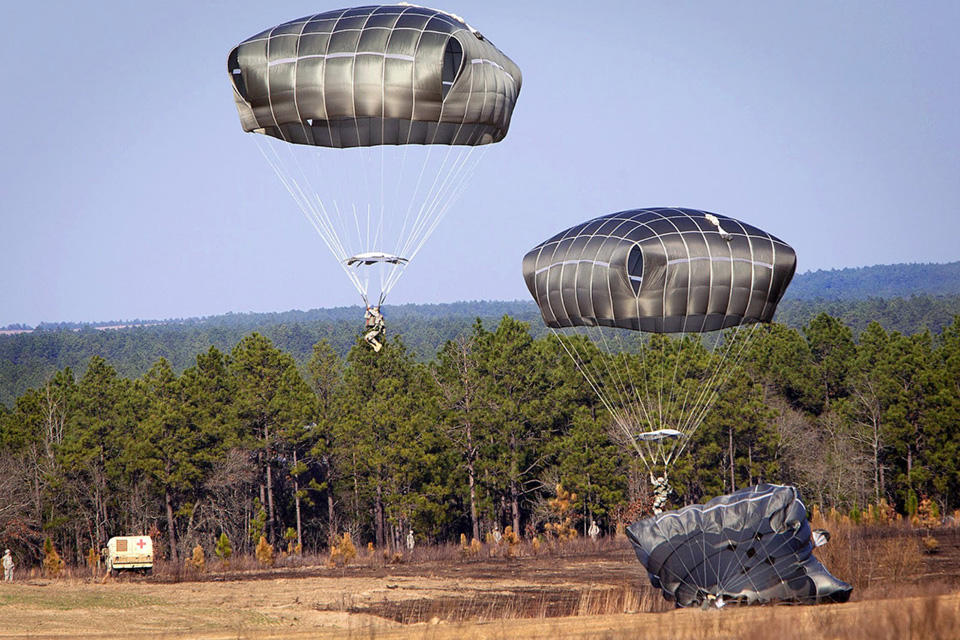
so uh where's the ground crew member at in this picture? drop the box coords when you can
[588,520,600,542]
[3,549,14,581]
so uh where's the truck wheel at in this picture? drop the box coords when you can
[144,568,153,576]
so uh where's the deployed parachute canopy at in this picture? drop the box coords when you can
[522,207,797,333]
[228,4,521,149]
[229,4,521,306]
[627,484,852,608]
[522,208,797,504]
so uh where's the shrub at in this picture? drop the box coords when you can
[544,483,580,546]
[250,499,267,544]
[502,526,521,557]
[189,545,206,572]
[284,527,300,556]
[864,499,899,525]
[905,489,919,517]
[255,536,275,567]
[86,547,99,574]
[214,533,232,566]
[810,506,922,590]
[43,538,65,578]
[328,532,357,567]
[913,497,940,529]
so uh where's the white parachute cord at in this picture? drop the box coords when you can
[254,138,371,300]
[663,333,732,467]
[656,333,670,443]
[381,144,485,299]
[664,332,688,440]
[393,147,483,267]
[581,327,662,467]
[400,144,481,259]
[256,138,347,261]
[289,133,360,261]
[391,142,472,266]
[662,334,713,467]
[395,143,456,255]
[671,322,762,463]
[674,327,754,456]
[587,327,663,471]
[657,331,730,467]
[596,328,662,466]
[631,333,664,465]
[552,329,655,472]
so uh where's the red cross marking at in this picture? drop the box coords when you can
[136,539,146,550]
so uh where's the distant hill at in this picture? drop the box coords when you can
[783,261,960,301]
[2,262,959,407]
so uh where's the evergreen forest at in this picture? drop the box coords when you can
[2,310,960,567]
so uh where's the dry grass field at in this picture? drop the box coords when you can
[1,528,959,639]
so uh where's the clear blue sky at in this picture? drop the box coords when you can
[2,1,958,327]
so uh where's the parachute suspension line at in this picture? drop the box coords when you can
[664,333,730,466]
[634,332,662,446]
[599,329,657,469]
[632,332,688,476]
[551,330,641,464]
[661,332,714,469]
[663,332,687,440]
[256,135,482,304]
[378,137,388,296]
[396,146,483,269]
[403,145,483,259]
[256,138,347,260]
[671,322,762,464]
[598,329,662,466]
[384,146,486,298]
[555,327,661,473]
[255,137,371,300]
[382,50,492,300]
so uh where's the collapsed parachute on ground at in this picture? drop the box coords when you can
[521,208,797,490]
[627,484,853,608]
[228,4,521,305]
[522,207,797,333]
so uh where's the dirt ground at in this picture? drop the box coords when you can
[1,533,959,640]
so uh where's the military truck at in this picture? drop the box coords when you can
[103,536,153,575]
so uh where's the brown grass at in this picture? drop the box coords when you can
[3,525,959,640]
[811,508,927,594]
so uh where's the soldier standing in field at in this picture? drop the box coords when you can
[2,549,14,581]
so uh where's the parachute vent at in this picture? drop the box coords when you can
[227,47,247,101]
[626,245,644,295]
[442,37,464,99]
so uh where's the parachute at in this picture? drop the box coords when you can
[229,4,522,306]
[522,207,796,333]
[522,208,796,504]
[626,484,853,607]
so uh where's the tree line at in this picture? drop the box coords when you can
[4,295,960,408]
[1,313,959,567]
